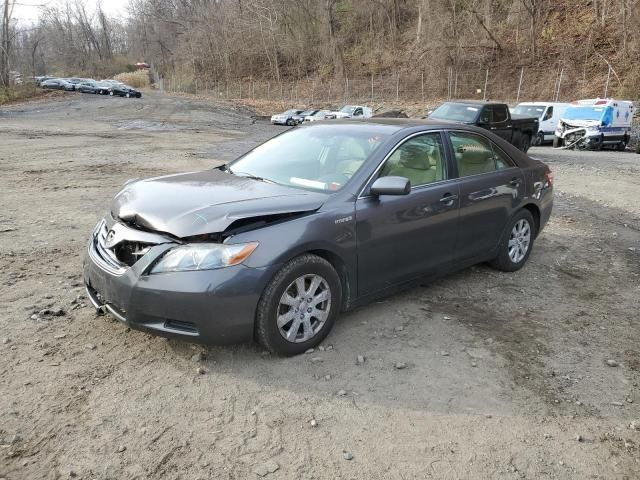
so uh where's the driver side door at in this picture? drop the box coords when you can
[355,131,460,295]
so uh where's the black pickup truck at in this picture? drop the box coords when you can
[428,101,539,153]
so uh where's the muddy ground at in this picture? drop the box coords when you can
[1,91,639,479]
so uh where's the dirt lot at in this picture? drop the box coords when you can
[1,91,639,479]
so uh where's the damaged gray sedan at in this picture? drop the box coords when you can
[84,120,553,355]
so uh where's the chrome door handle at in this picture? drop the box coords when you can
[439,194,458,204]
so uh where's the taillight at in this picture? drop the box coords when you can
[544,170,554,186]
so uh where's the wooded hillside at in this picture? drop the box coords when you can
[4,0,640,102]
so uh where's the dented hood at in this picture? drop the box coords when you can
[111,169,325,238]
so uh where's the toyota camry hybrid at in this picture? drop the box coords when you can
[84,119,553,355]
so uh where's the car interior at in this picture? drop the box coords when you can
[380,135,445,187]
[451,133,511,176]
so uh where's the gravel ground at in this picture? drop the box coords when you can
[1,92,639,479]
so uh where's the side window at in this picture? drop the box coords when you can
[379,133,446,187]
[491,142,516,169]
[543,106,553,121]
[450,131,513,177]
[353,108,363,116]
[492,106,509,123]
[479,108,491,123]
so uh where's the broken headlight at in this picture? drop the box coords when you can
[149,242,259,273]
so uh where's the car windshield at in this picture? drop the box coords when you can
[513,105,546,118]
[228,124,393,192]
[563,106,604,121]
[340,106,357,114]
[429,103,480,122]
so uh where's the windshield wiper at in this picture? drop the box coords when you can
[229,170,276,184]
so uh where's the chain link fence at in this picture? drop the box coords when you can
[155,65,622,108]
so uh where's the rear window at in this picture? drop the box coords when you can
[429,103,480,122]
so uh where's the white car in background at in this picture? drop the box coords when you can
[513,102,572,145]
[329,105,372,119]
[304,110,332,122]
[270,109,304,126]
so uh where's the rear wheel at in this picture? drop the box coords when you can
[533,132,544,146]
[286,119,294,126]
[489,209,536,272]
[125,92,131,98]
[256,254,342,355]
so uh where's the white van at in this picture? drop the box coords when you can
[513,102,571,145]
[554,99,634,150]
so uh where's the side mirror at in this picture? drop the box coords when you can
[370,176,411,196]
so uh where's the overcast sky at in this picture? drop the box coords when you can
[11,0,131,24]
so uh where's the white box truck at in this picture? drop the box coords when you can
[553,99,634,151]
[513,102,572,145]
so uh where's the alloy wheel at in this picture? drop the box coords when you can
[277,274,331,343]
[508,219,531,263]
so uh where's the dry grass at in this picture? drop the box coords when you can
[113,70,151,89]
[0,84,50,105]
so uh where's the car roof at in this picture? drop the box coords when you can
[316,117,464,130]
[299,118,536,167]
[439,100,508,107]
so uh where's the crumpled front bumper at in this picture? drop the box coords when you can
[83,229,278,345]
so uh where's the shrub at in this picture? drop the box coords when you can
[113,70,151,89]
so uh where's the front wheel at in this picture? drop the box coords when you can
[617,136,628,152]
[286,119,294,126]
[109,91,114,96]
[489,209,536,272]
[256,254,342,355]
[520,134,531,153]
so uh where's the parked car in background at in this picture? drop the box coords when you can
[513,102,572,145]
[304,110,332,122]
[34,76,55,86]
[84,120,553,355]
[554,98,634,151]
[329,105,373,119]
[292,110,319,125]
[95,81,115,95]
[77,80,99,93]
[64,78,89,90]
[40,78,75,91]
[271,109,304,126]
[109,84,142,98]
[428,101,539,152]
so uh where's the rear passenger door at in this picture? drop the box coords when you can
[447,131,525,261]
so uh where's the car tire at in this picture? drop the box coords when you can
[520,134,531,153]
[617,136,628,152]
[255,254,342,356]
[109,91,114,96]
[286,119,294,126]
[126,92,131,98]
[534,132,544,146]
[489,209,536,273]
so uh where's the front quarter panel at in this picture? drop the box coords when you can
[229,200,358,293]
